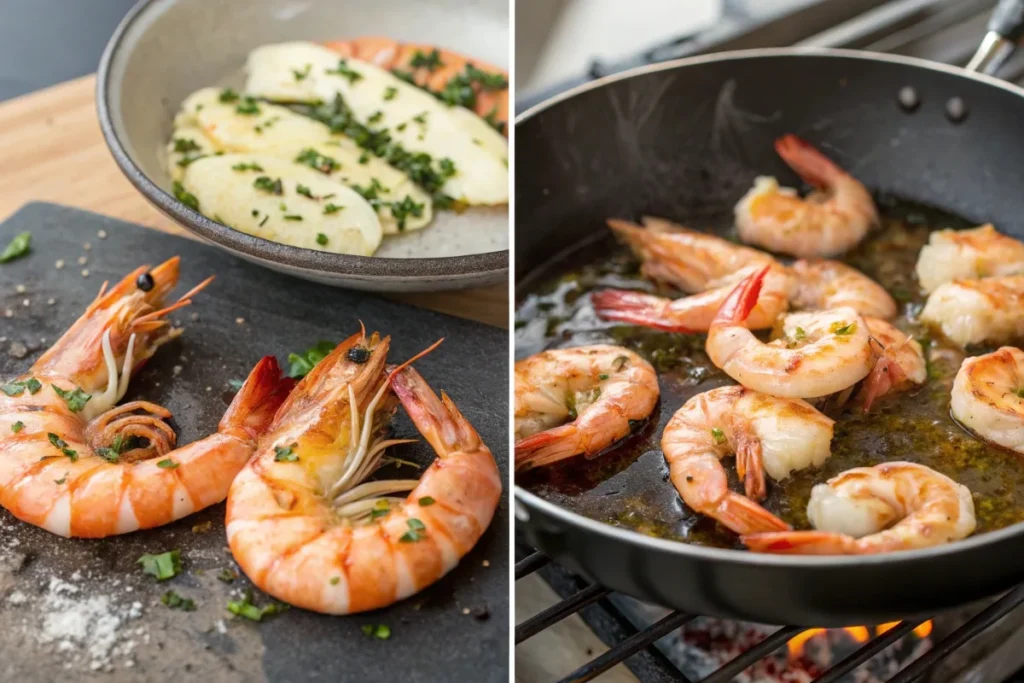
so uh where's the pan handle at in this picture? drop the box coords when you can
[967,0,1024,75]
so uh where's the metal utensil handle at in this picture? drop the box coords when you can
[967,0,1024,75]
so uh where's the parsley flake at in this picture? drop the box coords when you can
[274,443,299,462]
[52,385,90,412]
[0,232,31,264]
[138,550,182,581]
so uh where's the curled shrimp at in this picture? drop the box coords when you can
[0,258,293,537]
[593,218,789,332]
[790,259,896,319]
[662,386,833,534]
[226,330,501,614]
[742,462,976,554]
[916,224,1024,293]
[920,276,1024,347]
[706,265,877,399]
[855,317,927,411]
[514,345,659,470]
[951,347,1024,454]
[735,135,878,258]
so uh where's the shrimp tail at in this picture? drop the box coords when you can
[391,365,480,457]
[591,290,697,333]
[774,134,841,189]
[858,355,902,412]
[734,433,767,501]
[514,424,580,471]
[220,356,295,441]
[716,493,792,535]
[712,264,771,327]
[742,530,856,554]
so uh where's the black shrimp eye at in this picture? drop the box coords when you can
[136,272,155,292]
[347,347,370,364]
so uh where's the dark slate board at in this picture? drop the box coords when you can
[0,203,508,683]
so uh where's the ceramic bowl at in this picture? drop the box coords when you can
[97,0,508,291]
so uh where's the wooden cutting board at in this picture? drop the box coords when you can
[0,75,507,328]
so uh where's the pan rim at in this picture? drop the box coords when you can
[515,46,1024,125]
[514,46,1024,569]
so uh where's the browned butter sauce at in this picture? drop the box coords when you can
[515,198,1024,550]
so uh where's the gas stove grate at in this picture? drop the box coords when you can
[515,550,1024,683]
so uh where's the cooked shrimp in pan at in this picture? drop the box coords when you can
[735,135,878,258]
[742,462,976,554]
[514,345,659,470]
[706,266,877,399]
[915,224,1024,293]
[226,331,501,614]
[593,218,790,332]
[855,317,927,411]
[662,386,833,534]
[0,258,293,537]
[790,259,897,319]
[951,347,1024,454]
[919,276,1024,347]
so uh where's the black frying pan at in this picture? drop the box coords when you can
[514,1,1024,627]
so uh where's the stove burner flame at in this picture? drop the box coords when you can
[787,621,933,658]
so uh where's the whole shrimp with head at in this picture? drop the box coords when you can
[0,258,293,537]
[706,265,877,399]
[514,345,659,470]
[226,330,501,615]
[735,135,878,258]
[591,217,792,333]
[743,462,975,554]
[662,386,833,535]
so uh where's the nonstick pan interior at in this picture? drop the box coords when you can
[515,48,1024,626]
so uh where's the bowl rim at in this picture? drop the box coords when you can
[95,0,509,282]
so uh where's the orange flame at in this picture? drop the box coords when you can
[787,620,933,658]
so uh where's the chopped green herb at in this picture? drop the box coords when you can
[283,214,303,221]
[295,148,339,174]
[231,162,264,172]
[1,377,41,396]
[418,496,435,507]
[830,321,857,336]
[711,427,726,444]
[235,97,261,115]
[410,48,443,71]
[172,181,200,211]
[399,518,426,542]
[794,327,807,340]
[55,474,67,485]
[613,355,629,371]
[316,233,328,245]
[395,122,408,132]
[358,152,369,164]
[219,88,240,103]
[369,499,390,520]
[295,184,316,200]
[157,459,179,469]
[287,341,336,378]
[330,576,340,585]
[392,69,416,84]
[52,385,91,412]
[389,195,425,231]
[598,374,609,381]
[138,549,181,581]
[466,63,507,90]
[161,590,197,611]
[173,138,201,153]
[362,624,391,640]
[218,568,238,583]
[483,106,505,134]
[325,59,363,84]
[259,215,269,227]
[227,591,288,621]
[253,176,283,195]
[412,112,428,125]
[367,110,384,125]
[383,86,398,101]
[175,153,205,168]
[11,421,24,434]
[0,231,32,263]
[323,203,343,215]
[274,443,299,462]
[292,63,312,81]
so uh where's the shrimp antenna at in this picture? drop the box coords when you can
[388,338,445,385]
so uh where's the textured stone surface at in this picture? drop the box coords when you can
[0,202,508,682]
